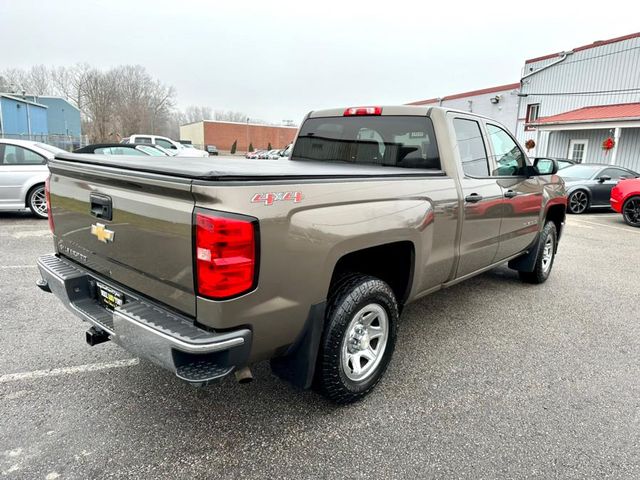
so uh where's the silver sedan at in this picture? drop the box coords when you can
[0,139,65,218]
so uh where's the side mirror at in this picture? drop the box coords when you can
[598,175,611,183]
[532,158,558,176]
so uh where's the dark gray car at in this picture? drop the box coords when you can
[559,164,638,214]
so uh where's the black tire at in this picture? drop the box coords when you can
[519,221,557,284]
[622,196,640,227]
[27,184,48,219]
[567,190,589,214]
[314,274,398,404]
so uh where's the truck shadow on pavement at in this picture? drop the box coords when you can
[101,263,546,445]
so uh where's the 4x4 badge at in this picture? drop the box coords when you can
[91,223,115,243]
[251,191,303,206]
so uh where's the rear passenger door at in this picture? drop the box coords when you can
[485,122,542,260]
[451,116,504,277]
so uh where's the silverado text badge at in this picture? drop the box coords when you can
[91,223,115,243]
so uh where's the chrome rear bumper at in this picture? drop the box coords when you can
[37,254,251,385]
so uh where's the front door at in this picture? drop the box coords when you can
[568,139,588,163]
[451,117,504,277]
[485,123,543,260]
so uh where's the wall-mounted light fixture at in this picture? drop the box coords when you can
[490,95,501,104]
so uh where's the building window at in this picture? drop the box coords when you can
[568,139,588,163]
[525,104,540,131]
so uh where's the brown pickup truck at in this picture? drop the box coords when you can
[37,106,567,404]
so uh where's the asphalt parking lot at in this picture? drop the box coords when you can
[1,210,639,479]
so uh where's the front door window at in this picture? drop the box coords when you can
[568,140,588,163]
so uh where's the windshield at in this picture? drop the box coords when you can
[154,145,177,156]
[559,164,602,179]
[137,145,167,156]
[292,115,440,169]
[35,143,67,155]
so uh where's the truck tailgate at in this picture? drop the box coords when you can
[48,158,196,316]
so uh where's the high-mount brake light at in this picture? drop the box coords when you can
[195,211,257,300]
[45,174,54,233]
[343,106,382,116]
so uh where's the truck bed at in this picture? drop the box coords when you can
[54,153,444,181]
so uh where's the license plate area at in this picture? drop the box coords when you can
[96,281,125,310]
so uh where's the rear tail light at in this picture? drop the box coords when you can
[45,174,54,233]
[343,106,382,116]
[195,210,258,299]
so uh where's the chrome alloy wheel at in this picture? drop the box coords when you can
[30,186,48,217]
[541,234,554,273]
[569,191,588,214]
[341,303,389,382]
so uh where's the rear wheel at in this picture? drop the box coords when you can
[27,184,48,219]
[622,196,640,227]
[315,274,398,404]
[519,221,557,284]
[568,190,589,214]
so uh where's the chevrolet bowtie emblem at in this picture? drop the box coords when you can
[91,223,115,243]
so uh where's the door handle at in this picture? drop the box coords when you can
[465,193,483,203]
[504,190,519,198]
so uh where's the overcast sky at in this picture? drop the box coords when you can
[1,0,639,124]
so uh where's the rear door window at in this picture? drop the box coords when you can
[452,118,489,177]
[292,116,440,169]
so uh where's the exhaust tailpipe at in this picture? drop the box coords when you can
[234,366,253,384]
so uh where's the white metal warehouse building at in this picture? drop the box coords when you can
[408,32,640,173]
[518,32,640,172]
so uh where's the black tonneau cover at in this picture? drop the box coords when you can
[53,152,444,181]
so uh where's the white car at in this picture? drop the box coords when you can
[122,135,209,158]
[0,139,66,218]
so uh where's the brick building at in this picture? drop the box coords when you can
[180,120,298,152]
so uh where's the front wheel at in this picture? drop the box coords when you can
[622,196,640,227]
[27,184,48,219]
[519,221,557,284]
[568,190,589,214]
[315,275,398,404]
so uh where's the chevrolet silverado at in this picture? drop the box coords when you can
[37,106,567,404]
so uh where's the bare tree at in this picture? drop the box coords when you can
[51,63,92,111]
[1,63,176,140]
[214,110,249,123]
[183,105,213,124]
[82,68,119,142]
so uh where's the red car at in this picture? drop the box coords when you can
[610,178,640,227]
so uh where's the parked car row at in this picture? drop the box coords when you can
[550,163,639,214]
[245,144,292,159]
[2,135,640,228]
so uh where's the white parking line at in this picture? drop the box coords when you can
[9,230,51,238]
[569,218,640,234]
[0,358,139,383]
